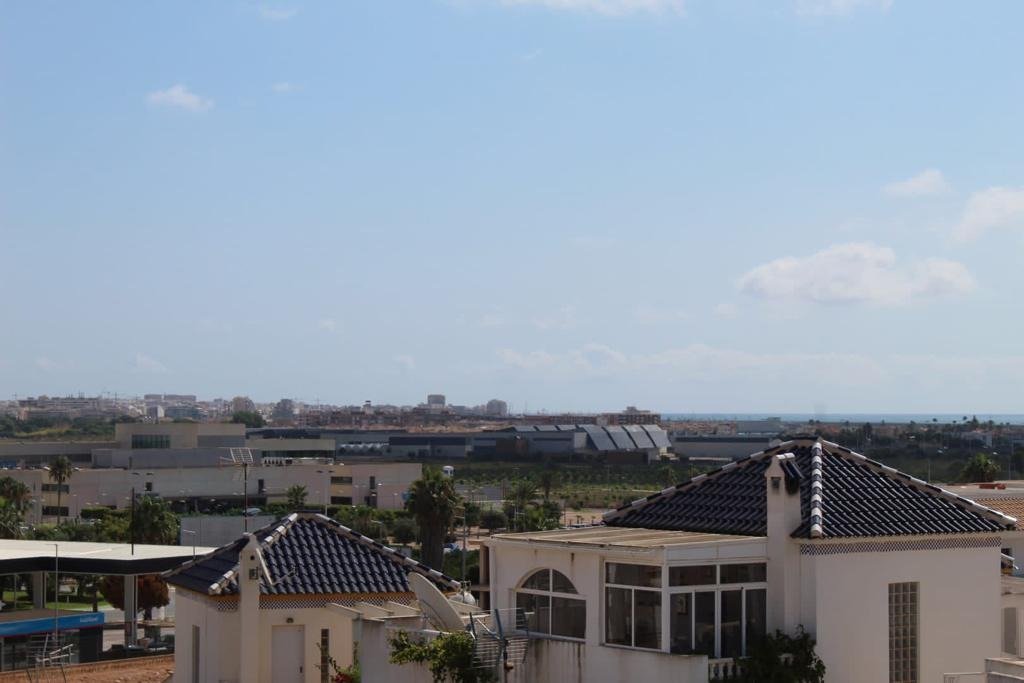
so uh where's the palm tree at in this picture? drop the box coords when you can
[537,468,560,502]
[49,456,73,525]
[130,496,179,545]
[285,484,308,510]
[505,479,538,531]
[406,466,460,571]
[0,499,25,539]
[0,477,31,512]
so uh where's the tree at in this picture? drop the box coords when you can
[286,484,309,510]
[960,453,1000,483]
[406,467,460,571]
[0,499,25,539]
[0,477,31,512]
[49,456,73,524]
[131,495,179,545]
[736,627,825,682]
[479,508,507,533]
[231,411,265,428]
[504,479,538,531]
[392,517,418,546]
[537,468,560,502]
[99,574,170,620]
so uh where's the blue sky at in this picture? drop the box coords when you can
[2,0,1024,413]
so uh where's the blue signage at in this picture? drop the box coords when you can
[0,612,105,638]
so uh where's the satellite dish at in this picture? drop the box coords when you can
[408,573,466,633]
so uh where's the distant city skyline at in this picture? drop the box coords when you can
[3,2,1024,413]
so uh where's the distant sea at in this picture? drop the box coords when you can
[661,413,1024,425]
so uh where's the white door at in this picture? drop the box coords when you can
[271,625,305,683]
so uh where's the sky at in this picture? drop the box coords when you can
[2,0,1024,414]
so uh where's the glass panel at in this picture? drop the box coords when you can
[720,590,743,658]
[517,592,551,633]
[606,563,661,588]
[694,591,716,656]
[720,563,767,584]
[670,565,716,586]
[552,570,578,594]
[634,590,662,649]
[605,587,632,646]
[522,570,550,591]
[670,593,693,654]
[551,597,586,638]
[745,588,767,652]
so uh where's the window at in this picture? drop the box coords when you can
[41,484,69,493]
[192,625,201,683]
[668,563,767,657]
[320,629,330,683]
[515,569,585,639]
[132,434,170,449]
[605,563,662,649]
[331,476,353,485]
[42,506,69,517]
[331,496,353,505]
[889,582,918,683]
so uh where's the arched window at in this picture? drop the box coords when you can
[515,569,586,639]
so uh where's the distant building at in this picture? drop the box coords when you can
[485,399,509,417]
[426,394,446,407]
[600,406,661,426]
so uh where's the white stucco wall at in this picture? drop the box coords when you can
[809,540,1002,683]
[174,592,357,683]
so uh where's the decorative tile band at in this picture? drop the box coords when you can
[800,535,1002,556]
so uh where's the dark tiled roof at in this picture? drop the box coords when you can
[604,439,1016,539]
[165,513,460,596]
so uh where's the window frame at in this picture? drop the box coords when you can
[515,568,586,641]
[666,562,767,658]
[603,562,664,651]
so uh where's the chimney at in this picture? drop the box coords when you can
[765,451,803,634]
[239,533,262,683]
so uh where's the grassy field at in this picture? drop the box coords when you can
[1,590,110,611]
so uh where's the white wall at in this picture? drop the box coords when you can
[810,541,1002,683]
[174,592,357,683]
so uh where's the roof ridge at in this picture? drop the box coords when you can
[809,442,824,539]
[817,439,1017,530]
[602,439,797,523]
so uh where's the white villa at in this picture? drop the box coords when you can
[164,512,461,683]
[166,437,1024,683]
[482,438,1019,682]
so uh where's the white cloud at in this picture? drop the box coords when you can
[713,303,738,319]
[497,343,1024,386]
[737,242,974,306]
[478,313,507,328]
[272,81,299,94]
[633,305,689,324]
[953,186,1024,242]
[259,5,298,21]
[500,0,683,16]
[795,0,893,16]
[317,318,338,332]
[146,84,213,113]
[883,169,949,198]
[134,353,169,374]
[532,305,579,330]
[394,354,416,371]
[35,357,59,372]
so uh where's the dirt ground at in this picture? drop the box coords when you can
[1,657,176,683]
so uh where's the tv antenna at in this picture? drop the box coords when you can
[221,448,255,531]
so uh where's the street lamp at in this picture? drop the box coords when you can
[181,529,197,560]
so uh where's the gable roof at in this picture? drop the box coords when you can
[164,513,460,596]
[604,438,1016,539]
